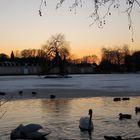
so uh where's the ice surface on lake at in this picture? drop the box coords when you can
[0,74,140,94]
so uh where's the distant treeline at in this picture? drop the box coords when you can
[0,34,140,74]
[0,46,140,74]
[99,46,140,73]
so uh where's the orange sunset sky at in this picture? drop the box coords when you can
[0,0,140,58]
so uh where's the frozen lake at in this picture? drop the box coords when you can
[0,74,140,98]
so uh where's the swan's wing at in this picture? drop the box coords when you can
[26,131,48,139]
[79,117,90,130]
[21,124,43,134]
[10,124,24,139]
[79,117,93,130]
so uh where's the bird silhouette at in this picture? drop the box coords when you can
[119,113,132,120]
[79,109,93,131]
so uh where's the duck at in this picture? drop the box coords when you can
[10,123,50,140]
[18,90,23,95]
[119,113,132,120]
[32,91,37,96]
[0,92,6,96]
[79,109,93,131]
[122,97,130,101]
[113,98,121,102]
[138,120,140,127]
[135,107,140,114]
[50,94,55,99]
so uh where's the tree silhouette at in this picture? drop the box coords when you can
[42,34,70,75]
[81,55,99,64]
[0,53,9,62]
[10,51,15,61]
[42,34,70,60]
[100,45,132,72]
[132,51,140,71]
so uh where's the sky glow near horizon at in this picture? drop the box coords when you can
[0,0,140,58]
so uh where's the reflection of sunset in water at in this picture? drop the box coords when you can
[1,97,140,139]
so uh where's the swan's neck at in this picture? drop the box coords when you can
[88,114,92,129]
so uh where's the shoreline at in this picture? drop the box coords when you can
[2,88,140,101]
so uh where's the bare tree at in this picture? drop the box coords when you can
[36,49,46,58]
[42,34,70,75]
[20,49,39,58]
[101,46,129,65]
[21,49,33,58]
[81,55,99,64]
[42,33,70,60]
[100,45,132,72]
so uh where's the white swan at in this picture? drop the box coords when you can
[79,109,93,131]
[10,123,50,139]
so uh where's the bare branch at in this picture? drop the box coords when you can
[0,110,7,119]
[39,0,140,39]
[56,0,65,9]
[0,96,12,119]
[39,0,47,16]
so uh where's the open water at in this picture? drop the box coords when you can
[0,97,140,140]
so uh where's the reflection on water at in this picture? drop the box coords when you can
[0,97,140,139]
